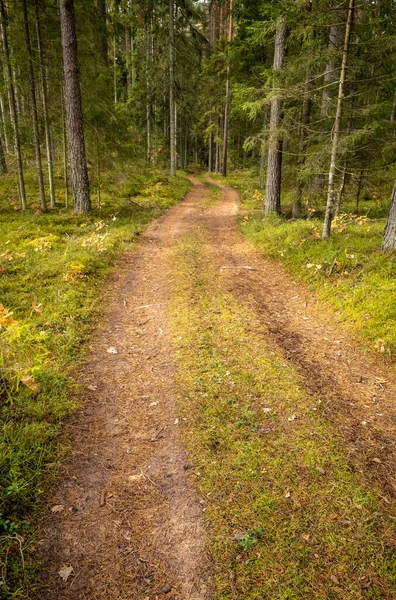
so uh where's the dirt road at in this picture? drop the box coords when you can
[34,176,396,599]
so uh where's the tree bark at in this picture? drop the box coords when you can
[146,20,151,163]
[264,16,287,214]
[0,0,26,208]
[221,0,233,177]
[321,23,343,118]
[322,0,355,239]
[0,87,9,153]
[23,0,47,213]
[35,1,55,208]
[169,0,176,176]
[382,179,396,251]
[61,85,69,208]
[59,0,90,214]
[0,130,6,173]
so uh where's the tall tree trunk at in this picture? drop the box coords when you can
[322,0,355,239]
[131,29,136,88]
[169,0,176,176]
[61,86,69,208]
[35,1,55,208]
[215,116,220,172]
[23,0,47,213]
[314,22,343,192]
[0,131,6,173]
[264,16,287,214]
[382,179,396,251]
[0,87,9,153]
[321,23,343,118]
[221,0,233,177]
[113,34,117,104]
[208,130,213,172]
[146,20,151,163]
[0,0,26,208]
[59,0,90,214]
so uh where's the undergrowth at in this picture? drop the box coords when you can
[0,163,190,596]
[216,170,396,358]
[170,220,396,599]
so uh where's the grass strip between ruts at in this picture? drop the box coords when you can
[170,220,396,599]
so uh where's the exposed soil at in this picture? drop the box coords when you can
[35,175,396,599]
[34,178,213,600]
[206,177,396,500]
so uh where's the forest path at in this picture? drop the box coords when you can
[205,177,396,499]
[34,178,213,600]
[34,176,396,599]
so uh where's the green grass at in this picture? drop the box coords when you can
[0,162,191,596]
[214,170,396,357]
[170,211,396,598]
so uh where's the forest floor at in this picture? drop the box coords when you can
[32,177,396,599]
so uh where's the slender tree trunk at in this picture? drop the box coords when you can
[35,2,55,208]
[314,22,344,192]
[113,34,117,104]
[184,127,188,168]
[146,21,151,163]
[382,179,396,251]
[35,0,55,208]
[215,116,220,172]
[264,16,287,214]
[221,0,233,177]
[169,0,176,176]
[23,0,47,212]
[125,28,131,95]
[61,87,69,209]
[0,89,9,153]
[12,67,21,118]
[131,30,136,88]
[0,131,6,173]
[59,0,90,213]
[321,23,343,118]
[208,130,213,172]
[0,0,26,208]
[322,0,355,239]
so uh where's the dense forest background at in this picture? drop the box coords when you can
[1,1,396,595]
[0,0,395,242]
